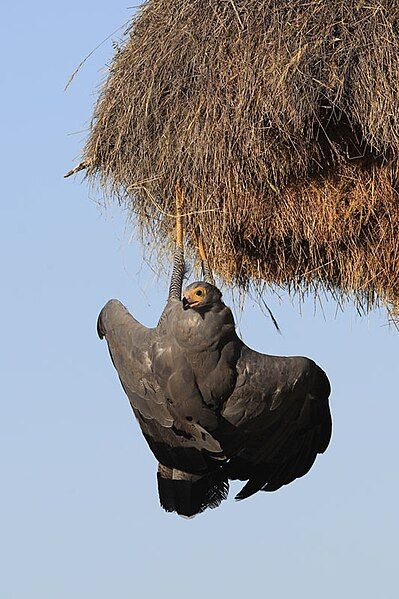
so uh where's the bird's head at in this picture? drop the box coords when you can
[182,282,223,312]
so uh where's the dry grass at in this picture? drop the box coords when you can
[81,0,399,315]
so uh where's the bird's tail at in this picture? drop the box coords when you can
[157,464,229,517]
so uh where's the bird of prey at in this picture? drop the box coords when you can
[98,222,332,517]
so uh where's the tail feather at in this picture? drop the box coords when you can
[157,466,229,517]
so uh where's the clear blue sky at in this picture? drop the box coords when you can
[1,2,398,598]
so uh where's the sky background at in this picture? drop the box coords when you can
[1,2,398,598]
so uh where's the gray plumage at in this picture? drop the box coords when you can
[97,281,332,516]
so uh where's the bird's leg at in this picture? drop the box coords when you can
[196,230,215,285]
[167,184,185,301]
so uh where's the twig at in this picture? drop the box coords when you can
[64,161,88,178]
[64,19,131,91]
[133,185,220,219]
[229,0,244,30]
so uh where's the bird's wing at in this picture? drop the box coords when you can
[97,299,173,426]
[97,299,224,472]
[222,344,332,499]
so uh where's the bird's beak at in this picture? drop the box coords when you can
[182,290,200,310]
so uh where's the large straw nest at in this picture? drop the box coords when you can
[81,0,399,315]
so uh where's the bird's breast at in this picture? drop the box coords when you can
[172,311,222,351]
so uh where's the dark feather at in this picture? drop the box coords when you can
[98,283,332,515]
[157,468,229,517]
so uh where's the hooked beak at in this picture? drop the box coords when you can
[182,291,200,310]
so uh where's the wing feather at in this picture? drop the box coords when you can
[98,299,225,472]
[223,344,332,499]
[98,299,174,426]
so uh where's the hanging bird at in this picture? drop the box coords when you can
[97,200,332,517]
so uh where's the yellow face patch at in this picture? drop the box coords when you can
[183,285,207,307]
[192,285,207,300]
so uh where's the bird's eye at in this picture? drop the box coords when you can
[195,289,203,297]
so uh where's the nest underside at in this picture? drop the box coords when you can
[82,0,399,314]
